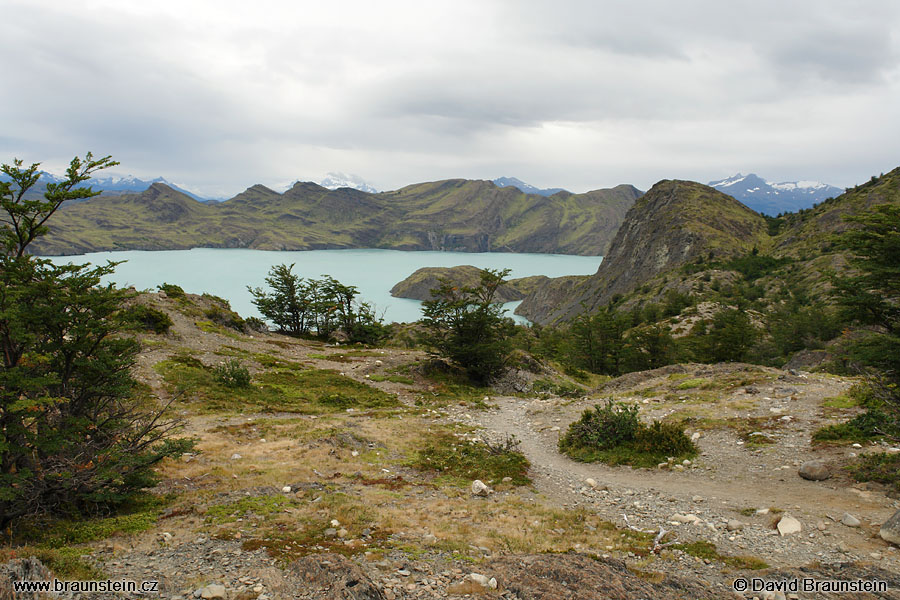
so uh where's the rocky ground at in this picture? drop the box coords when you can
[4,292,900,600]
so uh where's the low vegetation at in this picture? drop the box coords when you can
[411,429,530,485]
[558,401,697,468]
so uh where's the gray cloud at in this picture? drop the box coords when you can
[1,0,899,197]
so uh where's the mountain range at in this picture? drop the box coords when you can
[29,179,640,257]
[709,173,842,216]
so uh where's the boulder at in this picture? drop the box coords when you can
[484,553,719,599]
[798,460,831,481]
[880,509,900,546]
[1,558,53,600]
[284,553,385,600]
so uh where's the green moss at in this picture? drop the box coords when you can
[672,541,768,570]
[205,495,296,525]
[847,452,900,492]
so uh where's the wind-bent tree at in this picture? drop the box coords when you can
[1,154,186,527]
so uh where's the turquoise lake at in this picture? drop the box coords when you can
[49,248,602,324]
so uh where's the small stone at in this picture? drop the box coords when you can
[230,453,242,460]
[852,443,862,448]
[816,520,827,531]
[324,528,338,537]
[691,432,701,442]
[692,496,704,502]
[657,462,668,469]
[842,513,861,527]
[471,480,491,496]
[501,476,512,483]
[756,508,769,515]
[338,528,348,538]
[777,515,802,536]
[585,478,598,488]
[330,519,341,527]
[682,459,691,466]
[281,486,292,493]
[200,585,226,600]
[488,577,498,589]
[469,573,490,587]
[798,460,831,481]
[871,552,883,560]
[673,464,685,472]
[727,520,744,532]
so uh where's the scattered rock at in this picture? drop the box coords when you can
[798,460,831,481]
[777,515,802,536]
[0,557,53,600]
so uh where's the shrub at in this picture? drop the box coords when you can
[559,400,696,468]
[121,304,173,334]
[157,282,185,298]
[212,359,252,388]
[847,452,900,492]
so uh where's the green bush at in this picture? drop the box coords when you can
[559,401,640,451]
[559,401,697,468]
[212,359,251,388]
[847,452,900,492]
[121,304,173,334]
[157,282,185,298]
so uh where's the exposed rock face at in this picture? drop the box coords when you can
[0,558,53,600]
[390,265,549,302]
[516,180,768,324]
[880,509,900,546]
[483,553,720,599]
[283,553,385,600]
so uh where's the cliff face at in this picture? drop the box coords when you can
[515,180,768,324]
[30,179,640,257]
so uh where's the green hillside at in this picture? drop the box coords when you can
[29,179,640,256]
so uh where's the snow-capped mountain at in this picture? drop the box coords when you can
[318,172,378,194]
[709,173,842,216]
[0,171,210,202]
[493,176,567,197]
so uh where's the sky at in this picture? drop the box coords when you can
[3,0,899,198]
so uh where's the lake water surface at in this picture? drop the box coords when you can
[49,248,602,324]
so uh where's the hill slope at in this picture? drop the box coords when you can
[30,180,640,256]
[516,180,769,324]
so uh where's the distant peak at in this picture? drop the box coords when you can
[318,172,378,194]
[492,176,567,197]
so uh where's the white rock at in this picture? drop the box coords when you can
[727,520,744,532]
[842,513,861,527]
[230,453,242,460]
[471,480,491,496]
[671,513,701,525]
[777,515,802,536]
[330,519,341,527]
[682,459,691,466]
[691,432,701,442]
[469,573,490,587]
[200,584,226,600]
[375,360,383,366]
[585,478,598,488]
[281,486,292,493]
[488,577,498,589]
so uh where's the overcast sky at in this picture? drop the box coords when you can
[3,0,899,197]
